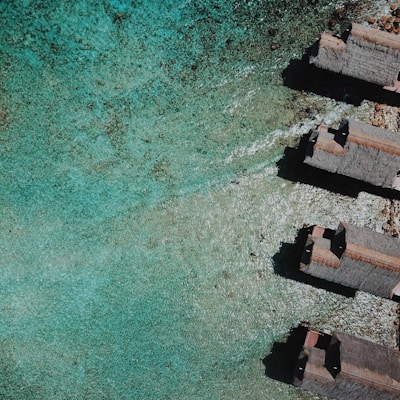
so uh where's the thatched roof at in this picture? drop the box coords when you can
[310,23,400,89]
[294,327,400,399]
[300,222,400,299]
[304,119,400,190]
[336,332,400,386]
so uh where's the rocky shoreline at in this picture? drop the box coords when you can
[303,0,400,349]
[362,5,400,245]
[354,0,400,346]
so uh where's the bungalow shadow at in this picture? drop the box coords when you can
[262,324,309,384]
[272,226,357,298]
[282,41,400,107]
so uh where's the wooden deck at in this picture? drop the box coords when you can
[309,245,340,269]
[314,133,347,155]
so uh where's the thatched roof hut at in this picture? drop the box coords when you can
[304,118,400,191]
[300,222,400,299]
[294,325,400,399]
[310,22,400,91]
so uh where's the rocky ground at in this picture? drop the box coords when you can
[362,2,400,240]
[311,0,400,348]
[363,2,400,347]
[374,100,400,240]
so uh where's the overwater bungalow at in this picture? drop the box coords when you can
[304,118,400,191]
[310,22,400,92]
[293,324,400,399]
[300,222,400,300]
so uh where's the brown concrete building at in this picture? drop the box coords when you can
[293,325,400,399]
[310,22,400,92]
[300,222,400,300]
[304,118,400,191]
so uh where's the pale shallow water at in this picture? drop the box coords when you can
[0,1,397,399]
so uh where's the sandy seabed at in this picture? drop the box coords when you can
[0,1,398,399]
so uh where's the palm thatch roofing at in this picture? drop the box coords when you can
[303,118,400,191]
[300,222,400,299]
[294,326,400,399]
[310,22,400,90]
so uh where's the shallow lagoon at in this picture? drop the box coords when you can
[0,1,397,399]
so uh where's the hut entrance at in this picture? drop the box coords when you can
[325,338,341,378]
[392,171,400,191]
[390,281,400,302]
[330,224,346,258]
[392,293,400,302]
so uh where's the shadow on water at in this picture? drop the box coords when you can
[276,133,400,200]
[272,226,357,298]
[282,42,400,107]
[262,324,308,384]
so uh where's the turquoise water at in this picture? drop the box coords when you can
[0,1,394,399]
